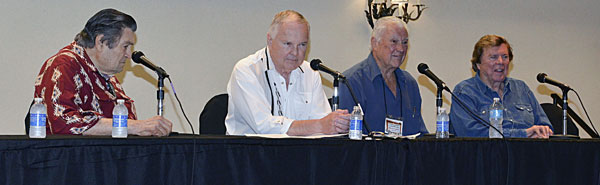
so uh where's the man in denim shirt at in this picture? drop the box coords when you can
[450,35,553,138]
[339,17,428,136]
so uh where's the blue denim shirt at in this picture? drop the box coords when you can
[339,53,428,135]
[449,73,553,137]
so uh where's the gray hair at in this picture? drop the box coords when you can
[74,8,137,49]
[267,10,310,38]
[371,16,408,43]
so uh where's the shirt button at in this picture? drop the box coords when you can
[290,83,293,85]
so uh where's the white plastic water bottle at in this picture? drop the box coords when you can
[29,98,47,138]
[436,107,449,139]
[349,106,363,140]
[489,98,504,138]
[112,99,128,138]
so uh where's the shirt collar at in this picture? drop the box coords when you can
[365,52,403,83]
[264,47,304,75]
[366,52,383,82]
[474,71,512,96]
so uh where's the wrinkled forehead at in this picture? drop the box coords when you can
[118,28,137,45]
[483,43,509,55]
[382,25,408,40]
[276,21,309,40]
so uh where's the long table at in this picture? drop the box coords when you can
[0,135,599,185]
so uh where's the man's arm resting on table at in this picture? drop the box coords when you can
[286,110,350,136]
[83,116,173,136]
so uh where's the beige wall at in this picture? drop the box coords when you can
[2,0,599,137]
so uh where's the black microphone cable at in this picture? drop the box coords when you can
[341,79,373,135]
[166,77,195,135]
[572,90,599,136]
[166,77,197,184]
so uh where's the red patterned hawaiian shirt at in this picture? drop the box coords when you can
[34,42,137,134]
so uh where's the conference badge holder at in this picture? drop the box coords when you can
[385,116,403,137]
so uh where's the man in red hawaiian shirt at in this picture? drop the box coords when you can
[34,8,172,136]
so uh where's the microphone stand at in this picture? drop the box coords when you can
[550,94,599,138]
[550,89,579,139]
[332,76,340,111]
[156,70,169,116]
[436,87,443,114]
[422,85,455,138]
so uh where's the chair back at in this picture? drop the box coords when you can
[540,103,578,136]
[25,100,34,134]
[199,94,228,135]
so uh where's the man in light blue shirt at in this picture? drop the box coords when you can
[339,17,428,136]
[450,35,553,138]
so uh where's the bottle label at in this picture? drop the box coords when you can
[490,109,503,118]
[436,121,449,132]
[112,115,128,127]
[30,113,46,127]
[350,119,362,131]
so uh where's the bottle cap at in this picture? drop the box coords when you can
[34,97,42,102]
[439,107,446,112]
[117,99,125,104]
[493,97,500,101]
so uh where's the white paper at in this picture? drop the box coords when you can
[244,133,347,139]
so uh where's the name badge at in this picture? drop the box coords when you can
[385,116,403,136]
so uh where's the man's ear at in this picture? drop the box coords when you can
[94,34,106,50]
[266,33,272,46]
[370,37,377,49]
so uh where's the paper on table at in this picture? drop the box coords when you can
[383,133,421,139]
[245,133,347,139]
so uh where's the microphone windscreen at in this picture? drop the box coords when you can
[537,73,547,83]
[310,59,322,71]
[132,51,145,64]
[417,63,429,74]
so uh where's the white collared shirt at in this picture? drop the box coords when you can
[225,47,331,135]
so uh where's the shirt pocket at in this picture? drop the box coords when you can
[478,105,489,120]
[293,92,312,119]
[514,104,534,124]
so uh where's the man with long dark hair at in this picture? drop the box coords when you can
[33,8,172,136]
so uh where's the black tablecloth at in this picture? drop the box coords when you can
[0,135,599,185]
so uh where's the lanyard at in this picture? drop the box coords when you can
[264,48,283,116]
[381,72,403,119]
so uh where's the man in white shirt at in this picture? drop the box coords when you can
[225,10,350,135]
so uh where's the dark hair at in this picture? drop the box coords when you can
[74,8,137,49]
[470,34,513,72]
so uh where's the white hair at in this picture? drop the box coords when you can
[371,16,408,43]
[267,10,310,39]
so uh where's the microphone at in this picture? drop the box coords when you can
[537,73,571,91]
[310,59,345,79]
[132,51,169,77]
[417,63,449,91]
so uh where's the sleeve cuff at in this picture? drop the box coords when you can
[512,129,527,138]
[279,117,295,134]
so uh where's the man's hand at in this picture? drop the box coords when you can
[526,125,553,138]
[129,116,173,137]
[319,109,351,134]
